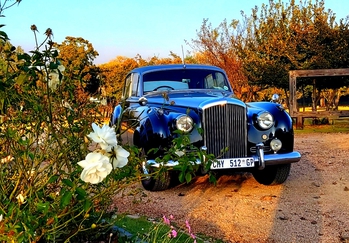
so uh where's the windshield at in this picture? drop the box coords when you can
[142,69,231,94]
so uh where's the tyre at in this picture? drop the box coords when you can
[141,162,171,191]
[252,164,291,185]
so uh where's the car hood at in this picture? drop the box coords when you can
[143,89,246,109]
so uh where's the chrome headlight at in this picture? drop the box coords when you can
[256,111,274,129]
[175,115,193,133]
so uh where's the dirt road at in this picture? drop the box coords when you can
[112,133,349,243]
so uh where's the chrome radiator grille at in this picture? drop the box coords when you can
[202,103,247,158]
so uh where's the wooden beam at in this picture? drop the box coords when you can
[289,68,349,78]
[293,110,349,117]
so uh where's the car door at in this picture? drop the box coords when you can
[119,72,140,145]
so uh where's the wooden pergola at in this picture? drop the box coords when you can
[289,68,349,129]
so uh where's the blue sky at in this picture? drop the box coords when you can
[2,0,348,64]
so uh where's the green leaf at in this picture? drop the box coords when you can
[48,175,59,183]
[52,50,59,58]
[75,187,87,200]
[62,179,74,188]
[185,172,192,184]
[15,73,27,85]
[18,137,29,145]
[83,199,92,212]
[209,172,217,185]
[36,201,50,214]
[178,172,185,183]
[60,191,72,208]
[0,30,8,40]
[17,53,31,62]
[49,62,58,69]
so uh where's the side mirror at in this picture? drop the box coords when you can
[271,94,280,103]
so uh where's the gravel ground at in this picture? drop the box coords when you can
[111,132,349,243]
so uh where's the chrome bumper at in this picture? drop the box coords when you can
[145,144,301,170]
[254,143,301,170]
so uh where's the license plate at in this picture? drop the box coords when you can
[210,157,255,169]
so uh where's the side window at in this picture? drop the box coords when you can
[123,73,140,98]
[131,73,139,96]
[123,74,132,99]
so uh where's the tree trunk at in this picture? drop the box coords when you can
[302,87,306,112]
[334,89,341,110]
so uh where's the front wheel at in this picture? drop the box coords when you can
[252,164,291,185]
[141,162,171,191]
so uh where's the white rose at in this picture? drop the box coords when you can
[78,152,112,184]
[110,145,130,168]
[87,123,117,152]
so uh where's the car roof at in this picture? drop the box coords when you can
[130,64,225,75]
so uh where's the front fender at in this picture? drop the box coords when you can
[110,105,122,126]
[134,108,202,157]
[247,102,294,152]
[134,108,171,156]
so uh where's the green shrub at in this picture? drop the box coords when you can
[0,2,140,242]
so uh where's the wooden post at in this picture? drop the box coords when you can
[312,79,317,111]
[289,71,297,117]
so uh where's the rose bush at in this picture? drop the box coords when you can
[0,2,215,242]
[0,2,141,242]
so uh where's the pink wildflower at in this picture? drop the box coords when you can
[171,229,177,238]
[185,219,192,234]
[169,214,174,219]
[163,215,170,225]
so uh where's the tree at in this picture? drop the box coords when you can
[99,56,139,99]
[235,0,349,106]
[190,0,349,105]
[55,36,100,93]
[188,19,249,100]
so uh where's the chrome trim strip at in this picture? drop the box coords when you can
[199,100,227,109]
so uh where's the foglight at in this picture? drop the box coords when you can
[270,139,282,153]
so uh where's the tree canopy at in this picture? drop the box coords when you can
[236,0,349,90]
[190,0,349,104]
[188,18,248,99]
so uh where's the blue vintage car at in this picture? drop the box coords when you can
[110,64,301,191]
